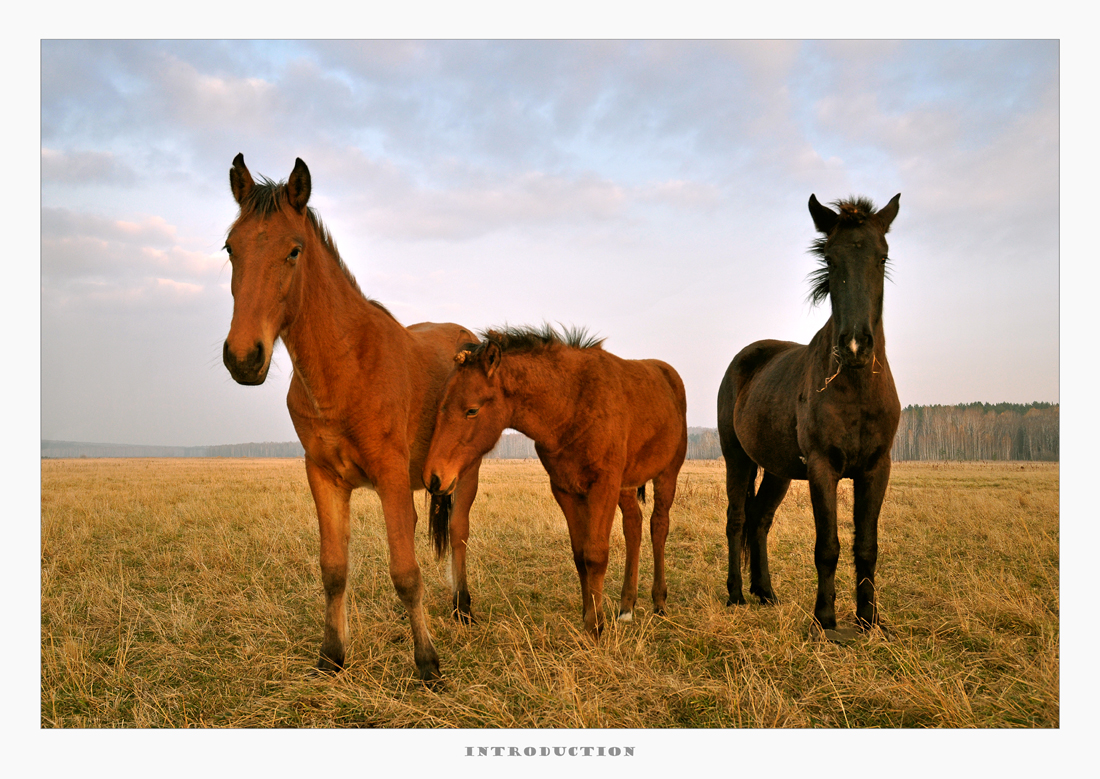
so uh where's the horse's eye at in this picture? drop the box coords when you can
[288,247,301,263]
[224,244,233,257]
[465,407,480,419]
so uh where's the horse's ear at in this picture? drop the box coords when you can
[287,158,312,212]
[877,193,901,232]
[808,194,838,234]
[230,153,254,205]
[483,342,502,378]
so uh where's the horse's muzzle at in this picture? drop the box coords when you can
[426,473,457,496]
[223,339,269,385]
[837,330,875,368]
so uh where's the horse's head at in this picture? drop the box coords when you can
[807,193,900,368]
[222,154,314,385]
[424,341,509,496]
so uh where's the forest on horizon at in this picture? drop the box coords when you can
[42,402,1058,463]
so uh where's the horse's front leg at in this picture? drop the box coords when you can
[551,485,593,632]
[449,460,481,623]
[853,460,891,630]
[806,456,841,630]
[552,480,618,637]
[305,458,352,672]
[722,450,756,607]
[579,480,621,637]
[376,469,441,684]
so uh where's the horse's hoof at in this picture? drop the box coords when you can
[726,594,747,607]
[421,674,445,691]
[416,658,442,686]
[617,610,633,623]
[653,606,666,617]
[316,652,345,674]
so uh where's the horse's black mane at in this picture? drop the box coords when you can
[461,324,605,360]
[234,176,395,318]
[806,196,892,307]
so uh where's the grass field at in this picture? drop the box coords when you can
[41,458,1058,728]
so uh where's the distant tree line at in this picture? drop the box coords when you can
[485,431,538,458]
[42,440,305,459]
[891,402,1058,462]
[42,403,1058,462]
[687,427,722,460]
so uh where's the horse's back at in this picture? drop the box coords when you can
[730,339,802,387]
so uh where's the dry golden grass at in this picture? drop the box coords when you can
[41,458,1058,728]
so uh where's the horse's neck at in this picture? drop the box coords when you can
[501,350,582,451]
[281,248,395,404]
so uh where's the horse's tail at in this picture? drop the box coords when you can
[638,484,646,504]
[430,493,453,561]
[740,467,759,570]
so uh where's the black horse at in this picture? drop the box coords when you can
[717,193,902,634]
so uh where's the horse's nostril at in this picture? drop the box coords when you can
[429,474,441,494]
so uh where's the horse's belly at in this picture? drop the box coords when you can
[741,438,808,481]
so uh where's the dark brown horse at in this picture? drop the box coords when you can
[222,154,483,682]
[423,326,688,636]
[717,194,902,635]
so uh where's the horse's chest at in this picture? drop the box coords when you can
[800,402,890,473]
[536,447,601,495]
[290,412,377,489]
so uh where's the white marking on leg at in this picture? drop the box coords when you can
[617,611,633,622]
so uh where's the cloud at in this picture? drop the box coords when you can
[42,148,138,185]
[42,207,225,307]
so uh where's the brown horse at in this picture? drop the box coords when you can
[424,326,688,636]
[717,194,902,636]
[222,154,483,683]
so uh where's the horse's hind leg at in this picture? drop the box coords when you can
[720,442,756,607]
[449,461,480,624]
[649,464,680,616]
[617,489,643,622]
[746,472,790,605]
[853,461,891,631]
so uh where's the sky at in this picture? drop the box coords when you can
[18,15,1098,766]
[39,39,1060,447]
